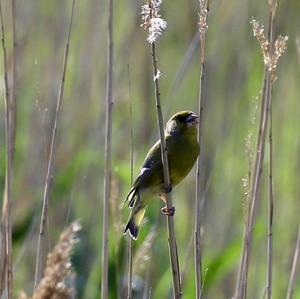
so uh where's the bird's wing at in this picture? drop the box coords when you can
[132,139,163,189]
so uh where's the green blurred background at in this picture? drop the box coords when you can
[0,0,300,298]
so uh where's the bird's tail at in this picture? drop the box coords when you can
[124,206,146,240]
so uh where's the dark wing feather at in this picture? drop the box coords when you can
[124,138,168,208]
[122,187,135,206]
[132,140,163,190]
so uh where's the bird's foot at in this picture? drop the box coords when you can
[161,206,175,216]
[163,184,172,194]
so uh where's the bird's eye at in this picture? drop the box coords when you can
[185,113,198,123]
[185,113,199,128]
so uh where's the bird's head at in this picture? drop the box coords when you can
[165,111,199,137]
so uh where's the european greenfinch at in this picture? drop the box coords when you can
[124,111,200,240]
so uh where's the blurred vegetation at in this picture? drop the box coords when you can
[0,0,300,298]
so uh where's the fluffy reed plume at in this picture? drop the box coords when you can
[141,0,167,44]
[198,0,208,38]
[19,221,81,299]
[250,18,288,82]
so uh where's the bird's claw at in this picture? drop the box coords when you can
[163,185,172,194]
[161,206,175,216]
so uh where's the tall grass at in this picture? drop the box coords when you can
[35,0,76,287]
[286,227,300,299]
[151,42,182,298]
[285,38,300,299]
[267,65,274,299]
[11,0,17,158]
[126,65,134,299]
[235,1,288,297]
[194,1,209,298]
[0,0,14,296]
[101,0,114,296]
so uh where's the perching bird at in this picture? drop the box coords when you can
[124,111,200,240]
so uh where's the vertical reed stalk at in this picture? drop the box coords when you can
[267,86,273,299]
[140,1,181,296]
[286,38,300,299]
[34,0,76,287]
[101,0,114,297]
[0,225,6,296]
[286,227,300,299]
[126,192,133,299]
[195,1,208,298]
[151,42,182,298]
[0,0,13,296]
[127,65,133,299]
[11,0,17,156]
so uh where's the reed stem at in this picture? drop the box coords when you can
[101,0,114,297]
[151,42,182,299]
[34,0,76,287]
[195,1,209,298]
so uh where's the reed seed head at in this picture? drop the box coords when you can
[250,18,288,81]
[198,0,208,37]
[141,0,167,44]
[19,221,81,299]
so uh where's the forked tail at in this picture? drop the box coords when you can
[124,206,146,240]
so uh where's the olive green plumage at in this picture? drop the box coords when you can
[124,111,200,239]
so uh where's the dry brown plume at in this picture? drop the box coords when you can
[20,221,80,299]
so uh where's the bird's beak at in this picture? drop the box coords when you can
[186,113,199,128]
